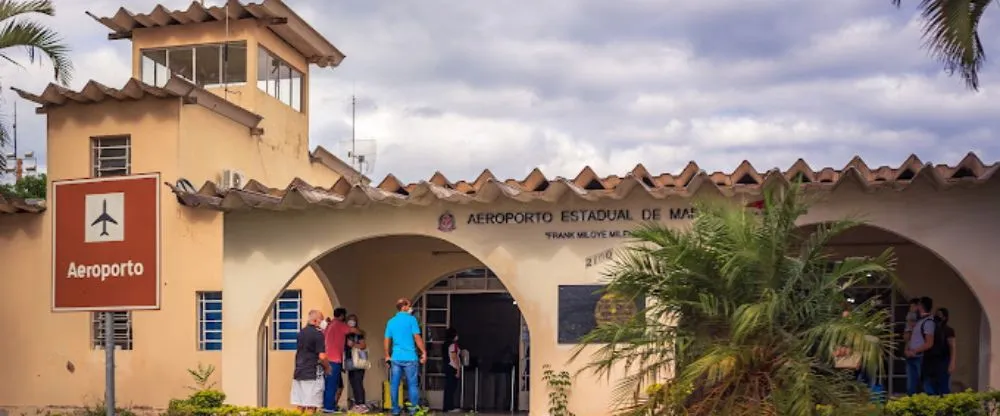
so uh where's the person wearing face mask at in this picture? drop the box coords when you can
[383,298,426,416]
[441,328,462,413]
[344,314,369,411]
[290,310,331,413]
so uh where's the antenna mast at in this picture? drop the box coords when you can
[13,102,17,159]
[13,102,20,181]
[351,94,358,170]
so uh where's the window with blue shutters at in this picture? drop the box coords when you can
[271,290,302,350]
[197,291,223,351]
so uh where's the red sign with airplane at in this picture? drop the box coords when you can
[51,173,160,311]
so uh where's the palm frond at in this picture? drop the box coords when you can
[0,0,72,85]
[0,0,56,20]
[572,184,897,415]
[892,0,992,91]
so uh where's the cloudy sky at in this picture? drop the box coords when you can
[2,0,998,183]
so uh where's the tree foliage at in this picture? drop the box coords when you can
[0,172,45,198]
[891,0,992,91]
[0,0,74,169]
[573,184,896,416]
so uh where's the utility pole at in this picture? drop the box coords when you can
[13,103,21,181]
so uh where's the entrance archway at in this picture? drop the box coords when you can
[799,223,990,394]
[411,267,531,412]
[251,234,530,411]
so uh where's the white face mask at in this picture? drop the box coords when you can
[348,320,357,327]
[405,308,414,315]
[319,320,328,330]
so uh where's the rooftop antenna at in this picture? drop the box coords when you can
[13,101,17,161]
[351,92,356,166]
[222,0,234,102]
[342,93,377,177]
[343,138,377,177]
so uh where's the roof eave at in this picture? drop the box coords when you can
[309,146,369,185]
[88,1,346,69]
[259,0,346,68]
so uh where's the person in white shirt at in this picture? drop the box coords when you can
[441,328,462,413]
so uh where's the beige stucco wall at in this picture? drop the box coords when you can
[0,28,339,407]
[218,181,998,416]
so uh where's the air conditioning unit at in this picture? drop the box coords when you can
[219,169,247,190]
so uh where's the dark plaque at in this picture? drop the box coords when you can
[558,285,644,344]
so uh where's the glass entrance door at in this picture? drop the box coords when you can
[843,272,909,396]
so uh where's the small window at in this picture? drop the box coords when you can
[91,136,131,178]
[168,47,194,83]
[141,49,168,87]
[256,46,304,111]
[194,44,222,88]
[223,42,248,84]
[256,48,271,93]
[92,312,133,350]
[198,291,223,351]
[278,63,292,104]
[271,290,302,350]
[290,69,302,112]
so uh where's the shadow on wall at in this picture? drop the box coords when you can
[0,214,44,238]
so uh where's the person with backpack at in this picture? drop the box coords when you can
[923,308,956,395]
[904,297,935,395]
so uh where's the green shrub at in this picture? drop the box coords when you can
[885,390,1000,415]
[817,390,1000,416]
[188,391,226,409]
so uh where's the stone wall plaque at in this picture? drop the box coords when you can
[558,284,644,344]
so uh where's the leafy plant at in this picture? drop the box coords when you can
[187,390,225,409]
[186,363,218,392]
[542,364,575,416]
[885,390,1000,416]
[0,173,45,199]
[573,183,896,416]
[79,401,137,416]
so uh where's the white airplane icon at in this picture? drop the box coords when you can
[90,199,119,237]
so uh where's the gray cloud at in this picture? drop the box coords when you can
[1,0,997,185]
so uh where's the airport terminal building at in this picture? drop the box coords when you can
[1,1,999,415]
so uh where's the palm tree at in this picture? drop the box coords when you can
[891,0,990,91]
[573,184,896,416]
[0,0,73,169]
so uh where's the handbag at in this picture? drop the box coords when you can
[347,346,371,371]
[833,346,860,369]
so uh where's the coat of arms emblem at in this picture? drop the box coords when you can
[438,212,456,232]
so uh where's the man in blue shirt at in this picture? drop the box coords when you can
[383,298,426,415]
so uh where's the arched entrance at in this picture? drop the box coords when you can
[250,234,530,411]
[800,223,989,394]
[411,267,530,412]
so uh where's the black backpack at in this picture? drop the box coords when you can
[920,317,949,359]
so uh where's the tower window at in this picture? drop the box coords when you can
[141,41,248,88]
[257,47,304,111]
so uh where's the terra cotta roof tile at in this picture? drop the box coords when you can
[166,152,999,212]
